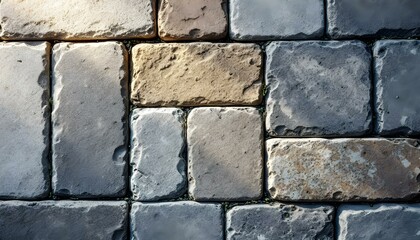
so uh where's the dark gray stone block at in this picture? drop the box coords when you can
[0,201,128,240]
[374,40,420,136]
[266,41,371,137]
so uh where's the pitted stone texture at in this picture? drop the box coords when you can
[188,107,263,201]
[0,0,155,40]
[229,0,324,41]
[266,41,371,137]
[0,42,50,199]
[227,204,334,240]
[158,0,227,41]
[327,0,420,38]
[130,108,187,201]
[131,43,262,107]
[52,42,128,198]
[131,202,223,240]
[0,201,127,240]
[337,204,420,240]
[374,40,420,136]
[266,139,420,201]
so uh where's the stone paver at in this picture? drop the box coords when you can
[52,42,128,197]
[227,204,334,240]
[0,0,156,40]
[131,43,262,107]
[266,138,420,201]
[130,108,187,201]
[188,107,263,201]
[158,0,227,41]
[229,0,324,40]
[266,41,371,137]
[327,0,420,38]
[0,201,127,240]
[337,204,420,240]
[131,202,223,240]
[0,42,50,199]
[374,40,420,136]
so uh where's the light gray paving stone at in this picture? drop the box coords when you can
[327,0,420,38]
[227,204,334,240]
[229,0,324,40]
[266,138,420,201]
[188,107,263,201]
[0,201,127,240]
[130,108,187,201]
[131,201,223,240]
[52,42,128,198]
[337,204,420,240]
[266,41,371,137]
[374,40,420,136]
[0,0,156,40]
[0,42,50,199]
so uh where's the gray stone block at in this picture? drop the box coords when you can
[327,0,420,38]
[266,41,371,137]
[229,0,324,40]
[337,204,420,240]
[52,42,128,197]
[0,201,128,240]
[130,108,187,201]
[0,42,50,199]
[131,201,223,240]
[374,40,420,136]
[188,107,263,201]
[227,204,334,240]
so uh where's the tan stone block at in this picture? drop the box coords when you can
[158,0,227,41]
[131,43,262,106]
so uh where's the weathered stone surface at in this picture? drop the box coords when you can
[52,42,128,197]
[131,202,223,240]
[130,108,187,201]
[327,0,420,38]
[188,107,263,201]
[0,201,127,240]
[227,204,334,240]
[158,0,227,41]
[0,42,50,199]
[266,41,371,137]
[229,0,324,40]
[374,40,420,136]
[337,204,420,240]
[131,43,262,107]
[266,138,420,201]
[0,0,156,40]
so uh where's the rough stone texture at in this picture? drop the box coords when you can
[266,138,420,201]
[229,0,324,41]
[130,108,187,201]
[337,204,420,240]
[227,204,334,240]
[0,42,50,199]
[266,41,371,137]
[131,43,262,107]
[374,40,420,136]
[158,0,227,41]
[52,42,128,198]
[131,202,223,240]
[0,201,127,240]
[188,107,263,201]
[327,0,420,38]
[0,0,156,40]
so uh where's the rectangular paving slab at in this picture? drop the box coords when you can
[266,138,420,201]
[0,42,50,199]
[52,42,128,198]
[0,201,127,240]
[0,0,156,40]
